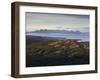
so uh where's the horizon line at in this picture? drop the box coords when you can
[26,29,89,33]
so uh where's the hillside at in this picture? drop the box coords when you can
[26,35,89,67]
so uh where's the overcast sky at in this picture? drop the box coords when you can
[26,12,89,32]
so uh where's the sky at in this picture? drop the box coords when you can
[26,12,89,32]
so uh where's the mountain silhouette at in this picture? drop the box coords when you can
[27,29,84,34]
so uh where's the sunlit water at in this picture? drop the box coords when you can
[26,32,89,42]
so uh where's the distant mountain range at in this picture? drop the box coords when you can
[26,29,88,34]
